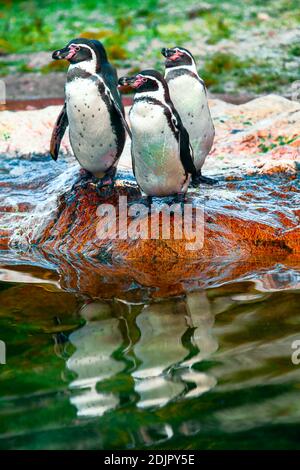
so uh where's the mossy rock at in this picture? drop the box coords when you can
[107,44,128,61]
[41,60,68,73]
[79,30,114,40]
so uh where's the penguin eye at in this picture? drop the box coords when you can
[74,46,80,52]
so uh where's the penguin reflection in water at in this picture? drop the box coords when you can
[50,38,131,193]
[162,46,216,186]
[118,70,197,202]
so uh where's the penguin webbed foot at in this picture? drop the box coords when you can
[95,167,117,198]
[191,171,218,187]
[70,168,117,197]
[173,192,186,212]
[71,169,95,191]
[146,196,153,210]
[96,179,115,198]
[145,193,186,213]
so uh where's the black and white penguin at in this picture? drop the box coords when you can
[161,46,216,186]
[50,38,131,190]
[118,70,196,199]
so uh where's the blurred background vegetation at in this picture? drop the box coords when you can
[0,0,300,95]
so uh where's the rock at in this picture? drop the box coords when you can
[209,95,300,176]
[4,72,65,100]
[187,3,213,19]
[257,12,271,21]
[0,105,71,155]
[0,94,299,299]
[3,51,52,69]
[257,157,298,175]
[1,94,299,175]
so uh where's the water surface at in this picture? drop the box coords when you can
[0,265,299,450]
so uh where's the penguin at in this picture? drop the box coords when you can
[118,70,196,199]
[161,46,216,186]
[50,38,131,191]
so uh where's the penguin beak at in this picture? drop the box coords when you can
[118,76,136,87]
[161,47,183,61]
[132,75,147,88]
[161,48,174,58]
[119,75,146,89]
[52,48,67,60]
[52,45,78,61]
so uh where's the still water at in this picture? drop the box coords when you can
[0,266,299,450]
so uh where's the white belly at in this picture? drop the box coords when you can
[129,101,188,196]
[166,74,215,170]
[66,78,118,176]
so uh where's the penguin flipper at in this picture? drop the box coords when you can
[115,102,132,139]
[101,65,132,139]
[178,126,197,177]
[110,96,132,139]
[167,100,196,177]
[131,142,136,179]
[50,103,68,161]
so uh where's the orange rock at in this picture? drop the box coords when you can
[0,95,300,299]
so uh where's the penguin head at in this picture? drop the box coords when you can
[161,46,195,68]
[119,70,167,94]
[52,38,108,72]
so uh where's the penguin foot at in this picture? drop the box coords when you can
[71,167,118,195]
[100,166,117,186]
[96,180,115,198]
[173,192,186,212]
[191,173,218,187]
[95,167,117,198]
[71,170,95,191]
[145,194,187,213]
[146,196,153,207]
[173,193,186,203]
[71,178,91,192]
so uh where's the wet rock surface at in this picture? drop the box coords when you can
[0,95,299,300]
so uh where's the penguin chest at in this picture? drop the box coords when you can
[167,74,214,167]
[129,101,187,196]
[66,78,119,175]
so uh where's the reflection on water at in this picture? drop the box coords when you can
[133,300,188,408]
[253,264,300,292]
[0,274,300,450]
[67,302,124,417]
[67,293,218,416]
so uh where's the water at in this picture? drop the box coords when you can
[0,266,299,450]
[0,147,299,450]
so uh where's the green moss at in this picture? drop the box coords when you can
[2,132,11,141]
[201,52,250,90]
[205,15,232,45]
[204,52,246,74]
[288,44,300,57]
[237,72,265,87]
[258,134,299,153]
[106,44,128,61]
[40,60,68,74]
[0,38,14,54]
[79,30,114,40]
